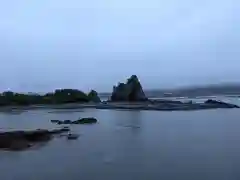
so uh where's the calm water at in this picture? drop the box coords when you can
[0,98,240,180]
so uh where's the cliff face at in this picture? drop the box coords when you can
[88,90,101,102]
[110,75,147,102]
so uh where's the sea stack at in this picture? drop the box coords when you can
[110,75,148,102]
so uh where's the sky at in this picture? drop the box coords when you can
[0,0,239,92]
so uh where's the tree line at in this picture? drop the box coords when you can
[0,89,101,106]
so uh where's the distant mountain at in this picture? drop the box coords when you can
[145,84,240,98]
[100,84,240,98]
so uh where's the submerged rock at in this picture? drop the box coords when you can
[204,99,239,108]
[51,118,98,125]
[0,128,70,151]
[54,120,72,125]
[51,120,61,123]
[63,120,72,124]
[67,133,79,140]
[50,127,70,134]
[110,75,148,102]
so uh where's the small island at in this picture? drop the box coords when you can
[0,75,238,111]
[0,89,101,107]
[0,75,239,151]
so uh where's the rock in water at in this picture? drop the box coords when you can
[67,133,79,140]
[110,75,147,101]
[56,120,72,125]
[51,120,61,124]
[88,90,101,103]
[72,117,98,124]
[51,118,98,125]
[0,128,70,151]
[204,99,239,108]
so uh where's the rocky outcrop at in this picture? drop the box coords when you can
[88,90,101,102]
[51,117,98,125]
[72,117,97,124]
[0,127,70,151]
[204,99,239,108]
[51,120,61,123]
[110,75,148,102]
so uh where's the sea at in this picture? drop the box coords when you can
[0,96,240,180]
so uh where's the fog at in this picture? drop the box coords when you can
[0,0,239,92]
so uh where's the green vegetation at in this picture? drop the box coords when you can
[87,90,101,102]
[0,89,101,106]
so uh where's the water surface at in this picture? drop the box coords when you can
[0,102,240,180]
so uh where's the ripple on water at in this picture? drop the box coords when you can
[0,104,240,180]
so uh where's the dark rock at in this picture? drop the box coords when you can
[110,75,148,102]
[24,130,52,142]
[67,133,79,140]
[63,120,72,124]
[52,118,98,125]
[0,128,70,151]
[56,120,72,125]
[88,90,101,103]
[0,130,51,151]
[72,117,97,124]
[204,99,239,108]
[8,140,32,150]
[51,120,61,123]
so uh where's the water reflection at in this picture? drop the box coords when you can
[0,102,240,180]
[0,110,26,115]
[113,110,142,132]
[48,110,85,114]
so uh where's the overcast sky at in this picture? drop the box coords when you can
[0,0,239,92]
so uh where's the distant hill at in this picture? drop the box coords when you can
[145,84,240,98]
[100,84,240,98]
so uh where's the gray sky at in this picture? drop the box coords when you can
[0,0,239,92]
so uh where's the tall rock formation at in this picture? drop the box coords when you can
[110,75,147,101]
[88,90,101,102]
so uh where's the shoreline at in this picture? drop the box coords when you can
[0,100,239,112]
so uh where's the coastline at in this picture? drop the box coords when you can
[0,75,239,112]
[0,100,238,112]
